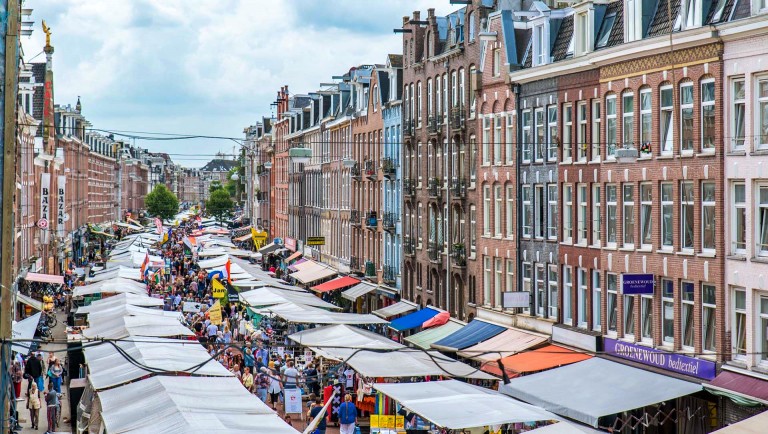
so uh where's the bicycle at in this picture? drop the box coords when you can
[37,323,52,339]
[42,311,57,328]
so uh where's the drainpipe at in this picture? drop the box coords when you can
[513,82,525,315]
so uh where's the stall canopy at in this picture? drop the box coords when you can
[284,251,302,263]
[431,319,507,352]
[86,305,181,323]
[713,410,768,433]
[198,255,229,269]
[239,287,340,310]
[86,266,143,282]
[500,358,703,427]
[16,292,44,311]
[389,307,440,331]
[76,293,164,314]
[705,370,768,405]
[482,344,592,378]
[288,325,402,353]
[12,312,41,354]
[373,300,418,318]
[84,337,232,390]
[341,282,377,301]
[524,422,602,434]
[287,258,308,272]
[73,277,148,297]
[24,272,64,285]
[404,320,465,350]
[457,328,548,362]
[82,314,195,339]
[290,264,337,285]
[342,348,495,380]
[374,380,557,429]
[96,376,299,434]
[258,243,281,255]
[257,303,387,325]
[311,276,360,293]
[233,233,252,242]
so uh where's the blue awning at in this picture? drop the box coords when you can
[389,308,440,332]
[431,319,507,352]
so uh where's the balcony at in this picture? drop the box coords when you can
[450,178,467,200]
[350,256,361,271]
[427,241,441,262]
[403,179,416,198]
[364,159,377,179]
[382,212,396,232]
[451,243,467,267]
[427,116,441,135]
[381,157,396,179]
[256,191,268,202]
[404,238,416,256]
[382,264,397,284]
[450,106,465,130]
[350,163,362,180]
[427,178,443,200]
[403,119,414,138]
[350,210,362,227]
[364,260,377,278]
[365,211,378,230]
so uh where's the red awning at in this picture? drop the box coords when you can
[707,370,768,404]
[311,276,360,293]
[25,273,65,285]
[284,251,303,263]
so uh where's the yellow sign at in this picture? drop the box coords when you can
[306,236,325,246]
[208,301,222,326]
[251,228,268,249]
[395,415,404,429]
[383,415,395,429]
[369,415,379,428]
[211,279,226,299]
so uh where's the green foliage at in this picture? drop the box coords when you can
[209,181,224,193]
[206,188,234,222]
[145,184,179,220]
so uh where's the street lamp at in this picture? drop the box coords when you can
[230,173,240,181]
[288,147,312,165]
[263,161,273,170]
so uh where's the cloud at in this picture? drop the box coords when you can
[25,0,463,167]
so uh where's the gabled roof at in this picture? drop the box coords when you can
[647,0,682,38]
[500,10,521,67]
[604,0,624,49]
[388,54,403,68]
[552,15,573,61]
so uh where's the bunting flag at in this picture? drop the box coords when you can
[225,258,232,284]
[162,226,172,245]
[154,217,163,235]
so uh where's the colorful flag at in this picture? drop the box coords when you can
[225,258,232,283]
[140,252,149,280]
[154,217,163,235]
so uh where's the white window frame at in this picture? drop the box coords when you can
[731,78,745,151]
[592,184,601,247]
[757,77,768,150]
[640,183,652,249]
[494,185,502,238]
[506,185,514,239]
[483,256,492,305]
[702,283,716,353]
[591,100,601,161]
[563,184,573,244]
[417,81,423,127]
[563,104,573,162]
[732,182,746,255]
[681,181,694,252]
[660,85,674,155]
[535,264,546,317]
[759,293,768,366]
[535,108,545,162]
[548,105,558,161]
[640,294,654,343]
[548,264,558,319]
[494,116,503,165]
[622,92,634,149]
[522,110,532,163]
[483,185,491,236]
[607,273,618,335]
[505,114,514,165]
[522,185,532,238]
[506,259,514,293]
[469,204,477,258]
[577,268,588,328]
[661,279,674,346]
[701,79,716,152]
[623,293,636,339]
[661,182,674,250]
[680,83,695,153]
[732,287,747,360]
[681,282,695,349]
[522,262,532,314]
[493,49,501,77]
[577,184,588,244]
[624,183,636,248]
[606,184,617,248]
[563,265,573,326]
[495,257,503,308]
[427,79,433,117]
[577,102,588,162]
[640,88,652,156]
[701,181,716,253]
[548,184,558,240]
[482,116,491,166]
[606,95,617,159]
[534,185,544,239]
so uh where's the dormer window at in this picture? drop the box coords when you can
[533,24,548,66]
[575,12,590,55]
[596,13,615,48]
[468,12,476,42]
[681,0,703,29]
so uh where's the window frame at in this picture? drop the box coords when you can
[506,185,514,239]
[562,103,573,163]
[660,85,675,155]
[577,184,588,244]
[577,102,588,162]
[494,115,503,165]
[592,184,601,247]
[681,281,695,349]
[640,88,652,156]
[680,82,695,153]
[591,99,601,162]
[494,184,503,238]
[522,110,532,163]
[623,292,636,339]
[577,268,588,328]
[483,256,492,305]
[592,270,602,331]
[622,92,635,149]
[548,184,558,240]
[547,105,558,161]
[483,185,491,236]
[701,79,716,152]
[680,181,695,252]
[701,181,716,253]
[640,183,653,249]
[522,262,532,314]
[505,114,514,165]
[563,265,573,326]
[548,264,559,319]
[623,183,635,248]
[607,273,618,335]
[732,287,747,360]
[522,185,532,239]
[606,184,618,248]
[731,78,746,151]
[563,184,574,244]
[606,95,617,159]
[482,116,491,165]
[535,108,546,162]
[661,279,674,345]
[702,283,716,353]
[732,182,746,255]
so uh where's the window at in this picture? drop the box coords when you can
[494,116,502,165]
[505,114,514,165]
[563,266,573,326]
[680,83,694,152]
[469,135,477,184]
[591,100,601,161]
[592,185,601,246]
[595,13,615,48]
[577,268,588,328]
[417,203,423,246]
[468,11,475,42]
[522,110,532,162]
[759,295,768,365]
[535,185,545,239]
[732,287,747,358]
[533,25,547,66]
[623,293,635,338]
[577,102,588,161]
[623,184,635,247]
[483,256,492,304]
[639,183,652,248]
[661,279,674,344]
[640,89,652,155]
[592,270,601,331]
[606,95,617,158]
[536,264,546,316]
[548,106,558,161]
[495,258,503,308]
[732,79,745,150]
[660,86,674,155]
[702,182,715,252]
[482,117,491,165]
[758,185,768,255]
[494,185,502,237]
[577,184,588,244]
[702,284,716,352]
[427,79,433,117]
[607,273,618,333]
[661,183,674,248]
[506,259,514,293]
[548,184,558,240]
[681,282,695,348]
[493,49,501,77]
[563,184,573,243]
[732,183,746,254]
[436,76,442,121]
[459,68,465,109]
[701,80,715,151]
[548,265,558,318]
[535,108,545,161]
[417,82,423,126]
[606,184,617,246]
[483,185,491,236]
[622,92,634,148]
[417,141,423,185]
[641,294,653,341]
[506,185,514,238]
[451,71,458,107]
[522,185,532,238]
[681,181,694,251]
[470,205,477,257]
[563,104,573,162]
[522,263,532,314]
[443,74,448,120]
[684,0,700,28]
[759,78,768,149]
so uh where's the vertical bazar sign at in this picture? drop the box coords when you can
[57,175,66,236]
[39,173,51,244]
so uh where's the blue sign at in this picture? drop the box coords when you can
[621,273,655,294]
[604,338,717,380]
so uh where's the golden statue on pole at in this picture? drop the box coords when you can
[42,20,52,48]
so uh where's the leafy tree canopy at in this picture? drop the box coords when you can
[145,184,179,220]
[206,188,234,222]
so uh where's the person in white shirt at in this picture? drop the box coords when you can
[282,360,301,389]
[206,323,218,344]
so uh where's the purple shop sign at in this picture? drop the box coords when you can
[604,338,717,380]
[621,273,655,295]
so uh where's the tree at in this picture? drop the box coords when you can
[145,184,179,220]
[209,181,224,193]
[206,188,234,223]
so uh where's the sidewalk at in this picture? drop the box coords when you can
[18,311,72,434]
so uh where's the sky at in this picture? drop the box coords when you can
[24,0,459,167]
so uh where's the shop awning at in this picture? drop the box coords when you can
[287,258,308,272]
[431,319,507,352]
[524,422,602,433]
[311,276,360,293]
[458,328,548,363]
[373,300,418,318]
[12,312,41,354]
[713,410,768,433]
[341,348,495,379]
[290,265,337,285]
[500,357,702,427]
[258,303,387,325]
[404,320,465,350]
[341,282,378,301]
[705,369,768,406]
[233,233,251,242]
[284,251,302,263]
[374,380,557,430]
[389,307,440,331]
[481,344,592,377]
[258,243,280,254]
[239,287,339,310]
[288,324,402,351]
[25,272,64,285]
[16,292,43,311]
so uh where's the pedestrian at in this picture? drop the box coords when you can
[338,393,358,434]
[307,396,327,434]
[48,358,64,393]
[255,368,269,403]
[267,367,282,410]
[241,366,254,393]
[304,363,320,396]
[10,361,22,399]
[282,360,301,390]
[27,382,40,430]
[44,381,59,433]
[24,353,44,395]
[243,348,255,373]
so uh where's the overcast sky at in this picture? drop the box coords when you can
[24,0,458,167]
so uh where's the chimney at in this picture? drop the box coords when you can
[403,16,409,27]
[428,8,435,19]
[413,11,420,21]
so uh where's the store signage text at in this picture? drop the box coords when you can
[604,338,716,380]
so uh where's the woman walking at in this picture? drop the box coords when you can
[10,361,22,399]
[49,359,64,393]
[267,367,282,410]
[338,394,358,434]
[28,382,40,430]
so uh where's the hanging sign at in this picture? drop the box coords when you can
[604,338,716,380]
[40,173,51,244]
[57,175,66,236]
[211,279,226,299]
[208,300,222,326]
[621,273,655,294]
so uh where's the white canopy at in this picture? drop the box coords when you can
[333,348,495,379]
[372,300,418,318]
[11,313,41,354]
[86,266,143,283]
[258,303,387,325]
[84,337,233,390]
[197,248,228,257]
[198,255,229,269]
[374,380,557,429]
[96,376,298,434]
[87,305,181,323]
[73,278,148,297]
[131,252,164,267]
[239,287,339,310]
[209,262,247,275]
[76,293,163,314]
[288,325,403,351]
[290,263,337,285]
[82,314,194,339]
[525,422,603,434]
[341,282,378,301]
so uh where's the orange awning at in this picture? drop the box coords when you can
[234,234,251,242]
[311,276,360,293]
[480,344,591,377]
[284,251,302,263]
